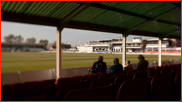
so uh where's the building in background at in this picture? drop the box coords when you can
[46,43,71,51]
[1,43,46,52]
[78,37,181,53]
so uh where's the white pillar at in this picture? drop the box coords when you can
[56,29,62,80]
[122,33,126,67]
[158,38,162,66]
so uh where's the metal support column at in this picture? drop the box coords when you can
[122,33,126,68]
[56,26,62,80]
[158,38,162,66]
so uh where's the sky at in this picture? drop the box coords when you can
[1,21,157,47]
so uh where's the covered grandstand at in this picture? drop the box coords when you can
[1,1,181,101]
[78,37,181,53]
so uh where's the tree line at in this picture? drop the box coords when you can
[3,34,49,46]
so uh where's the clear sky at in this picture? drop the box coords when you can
[1,21,157,47]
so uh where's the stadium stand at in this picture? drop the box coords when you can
[94,73,103,78]
[63,84,114,101]
[150,73,174,100]
[173,71,181,100]
[98,73,113,79]
[80,74,97,85]
[114,71,127,78]
[72,75,83,82]
[56,80,89,100]
[116,78,150,101]
[56,77,77,90]
[1,83,25,101]
[14,85,55,101]
[160,67,171,74]
[127,69,139,75]
[147,69,161,78]
[1,63,181,101]
[24,94,49,101]
[114,74,133,92]
[133,72,148,80]
[24,79,55,90]
[90,77,113,88]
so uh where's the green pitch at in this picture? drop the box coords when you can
[1,52,181,73]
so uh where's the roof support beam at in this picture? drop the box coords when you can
[1,12,59,27]
[126,7,180,34]
[75,2,181,28]
[56,27,62,80]
[58,1,94,31]
[158,38,162,67]
[122,31,126,67]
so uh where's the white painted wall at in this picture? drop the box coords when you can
[79,47,93,53]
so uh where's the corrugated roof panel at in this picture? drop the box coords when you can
[51,2,80,19]
[56,2,80,19]
[34,1,53,16]
[2,1,12,11]
[155,25,180,33]
[1,1,6,9]
[115,1,143,11]
[16,1,32,13]
[143,2,176,18]
[89,11,122,24]
[117,17,146,28]
[104,14,135,27]
[129,1,165,15]
[43,2,65,17]
[7,1,16,12]
[72,7,106,22]
[138,22,172,33]
[159,10,181,25]
[96,1,121,7]
[40,2,59,17]
[24,1,42,15]
[30,1,48,15]
[11,2,23,12]
[50,2,69,18]
[24,1,43,15]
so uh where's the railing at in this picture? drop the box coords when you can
[1,59,181,86]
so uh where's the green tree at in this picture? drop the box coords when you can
[4,34,23,43]
[4,34,15,43]
[39,39,49,46]
[25,37,36,44]
[15,35,23,43]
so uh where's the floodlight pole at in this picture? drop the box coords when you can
[158,37,162,66]
[56,23,62,80]
[122,32,127,69]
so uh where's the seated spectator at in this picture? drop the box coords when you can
[90,56,107,73]
[107,58,123,74]
[124,60,133,70]
[136,55,149,70]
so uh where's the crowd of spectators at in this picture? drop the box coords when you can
[90,55,149,74]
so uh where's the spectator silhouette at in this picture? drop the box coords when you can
[107,58,123,74]
[136,55,149,70]
[90,56,107,73]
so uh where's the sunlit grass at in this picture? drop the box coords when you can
[1,52,181,73]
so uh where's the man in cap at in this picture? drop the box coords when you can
[136,55,149,69]
[124,60,133,70]
[107,58,123,74]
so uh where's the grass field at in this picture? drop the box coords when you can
[1,52,181,73]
